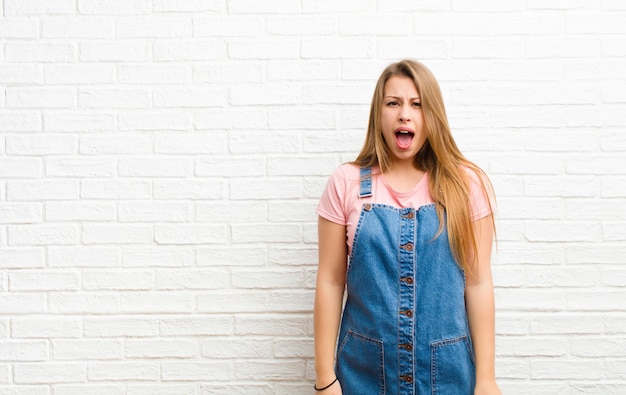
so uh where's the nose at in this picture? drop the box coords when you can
[399,104,411,122]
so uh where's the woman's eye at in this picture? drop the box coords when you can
[413,102,422,107]
[386,101,398,106]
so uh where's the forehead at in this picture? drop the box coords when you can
[383,75,419,96]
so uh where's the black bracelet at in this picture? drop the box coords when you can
[314,377,338,391]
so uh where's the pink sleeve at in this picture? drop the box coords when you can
[317,166,348,225]
[467,168,497,221]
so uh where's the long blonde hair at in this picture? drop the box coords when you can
[354,59,495,274]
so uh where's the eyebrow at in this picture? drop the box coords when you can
[384,95,421,100]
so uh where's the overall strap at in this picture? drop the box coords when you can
[359,166,372,198]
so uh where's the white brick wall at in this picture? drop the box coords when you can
[1,0,625,393]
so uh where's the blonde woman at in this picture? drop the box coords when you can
[314,60,501,394]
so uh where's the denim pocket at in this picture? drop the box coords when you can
[430,336,475,394]
[336,330,385,395]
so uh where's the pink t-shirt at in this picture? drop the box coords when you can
[317,163,495,253]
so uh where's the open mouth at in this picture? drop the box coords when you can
[395,130,414,150]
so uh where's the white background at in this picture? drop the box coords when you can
[1,0,625,394]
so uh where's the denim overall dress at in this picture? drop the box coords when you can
[335,167,476,394]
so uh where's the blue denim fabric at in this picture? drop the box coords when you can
[335,167,476,395]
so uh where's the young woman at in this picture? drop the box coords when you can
[314,60,501,394]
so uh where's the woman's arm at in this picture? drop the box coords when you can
[465,214,502,395]
[314,216,348,393]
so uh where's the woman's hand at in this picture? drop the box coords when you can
[474,378,502,395]
[314,378,342,394]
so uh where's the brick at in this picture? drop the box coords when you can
[0,64,43,84]
[377,38,449,60]
[48,246,121,268]
[229,83,301,105]
[53,340,122,360]
[0,248,44,269]
[9,270,80,291]
[0,203,42,224]
[524,176,598,197]
[82,225,152,244]
[195,201,267,223]
[0,341,48,362]
[42,16,113,38]
[123,247,194,268]
[230,178,302,200]
[79,41,150,62]
[531,359,604,380]
[571,336,626,357]
[228,0,300,13]
[81,179,151,200]
[0,111,42,132]
[116,17,189,38]
[44,112,116,132]
[274,338,314,358]
[6,88,75,109]
[79,134,153,154]
[194,107,266,130]
[0,18,40,39]
[230,268,304,289]
[154,0,223,12]
[526,37,598,58]
[43,63,115,84]
[453,39,523,59]
[266,16,335,36]
[232,224,301,243]
[6,135,76,155]
[124,340,196,358]
[52,385,125,395]
[128,384,197,395]
[78,0,152,15]
[0,294,45,314]
[4,0,74,15]
[8,225,79,246]
[5,42,75,62]
[267,60,339,81]
[153,179,224,200]
[302,38,373,59]
[194,16,264,37]
[49,293,119,314]
[0,159,41,179]
[155,269,229,290]
[120,292,194,313]
[234,360,305,380]
[78,88,151,109]
[154,224,227,244]
[162,361,234,381]
[118,64,191,84]
[229,131,301,154]
[88,362,159,381]
[154,88,226,108]
[46,157,115,177]
[197,246,267,266]
[84,318,158,338]
[302,0,375,13]
[11,317,82,338]
[118,111,192,131]
[159,316,234,336]
[118,201,190,222]
[200,338,273,359]
[118,158,193,177]
[14,363,86,384]
[196,157,265,177]
[82,270,153,290]
[269,246,317,266]
[340,14,412,35]
[153,39,228,61]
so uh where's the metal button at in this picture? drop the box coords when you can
[399,343,413,351]
[400,375,413,383]
[400,243,414,251]
[400,310,413,318]
[406,211,415,219]
[401,276,414,285]
[363,203,372,211]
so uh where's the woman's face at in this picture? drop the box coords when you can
[380,75,427,165]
